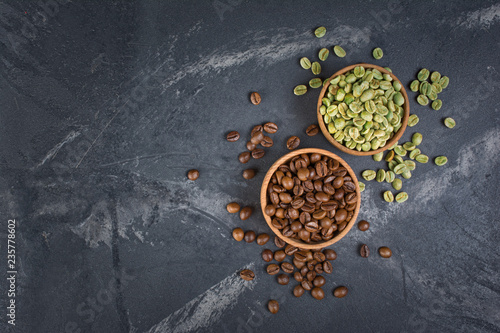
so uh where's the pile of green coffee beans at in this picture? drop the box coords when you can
[319,66,405,152]
[410,69,449,109]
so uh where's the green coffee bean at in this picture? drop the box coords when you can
[312,62,321,75]
[393,80,402,92]
[394,163,407,175]
[415,154,429,163]
[404,160,416,171]
[392,178,402,190]
[385,150,395,162]
[439,76,449,89]
[431,99,442,110]
[373,152,383,162]
[419,81,431,95]
[408,114,419,127]
[333,45,346,58]
[432,82,443,93]
[359,182,365,192]
[384,67,392,73]
[353,66,365,78]
[394,155,404,164]
[395,192,408,203]
[362,170,376,181]
[394,145,407,156]
[417,94,429,105]
[409,148,421,160]
[376,169,386,182]
[430,71,441,82]
[383,191,394,202]
[315,26,326,38]
[417,68,430,81]
[401,170,412,179]
[393,92,404,106]
[403,142,416,151]
[435,156,448,166]
[300,57,311,69]
[294,85,307,96]
[386,170,395,183]
[444,117,456,128]
[388,160,398,171]
[412,133,423,145]
[309,78,322,89]
[372,47,383,59]
[319,48,329,61]
[410,80,419,92]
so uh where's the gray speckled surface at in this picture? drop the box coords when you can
[1,1,499,332]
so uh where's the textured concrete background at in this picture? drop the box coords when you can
[1,1,499,332]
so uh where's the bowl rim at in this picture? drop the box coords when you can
[317,63,410,156]
[260,148,361,250]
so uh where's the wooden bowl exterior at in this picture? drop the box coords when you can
[260,148,360,250]
[317,63,410,156]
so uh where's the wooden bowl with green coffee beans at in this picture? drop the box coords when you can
[317,63,410,156]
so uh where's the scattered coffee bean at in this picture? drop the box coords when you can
[301,280,313,291]
[277,274,290,285]
[333,286,348,298]
[242,169,256,180]
[360,244,370,258]
[286,136,300,150]
[226,131,240,142]
[311,287,325,300]
[267,300,279,314]
[293,285,305,297]
[250,92,261,105]
[323,249,337,261]
[267,264,280,275]
[246,141,256,151]
[262,249,273,262]
[379,246,392,258]
[227,202,241,214]
[281,262,294,274]
[239,207,253,220]
[313,276,326,287]
[239,152,251,164]
[274,250,286,262]
[274,236,286,248]
[256,233,270,246]
[314,26,326,38]
[358,220,370,231]
[244,230,256,243]
[263,122,278,134]
[306,124,319,136]
[323,261,333,274]
[260,136,273,148]
[251,125,263,137]
[232,228,244,241]
[251,131,264,144]
[293,271,303,282]
[240,269,255,281]
[187,169,199,181]
[252,148,265,159]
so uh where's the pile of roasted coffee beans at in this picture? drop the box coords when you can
[264,153,358,243]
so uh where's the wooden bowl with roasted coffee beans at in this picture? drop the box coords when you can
[260,148,360,250]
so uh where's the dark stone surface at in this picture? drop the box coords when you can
[1,1,500,332]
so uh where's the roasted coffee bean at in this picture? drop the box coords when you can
[281,262,294,274]
[290,221,303,233]
[232,228,244,241]
[337,221,347,232]
[314,263,324,274]
[267,264,280,275]
[244,230,256,243]
[306,260,317,271]
[282,177,294,190]
[335,209,347,223]
[293,258,306,269]
[239,151,251,164]
[240,269,255,281]
[274,236,286,248]
[240,207,253,220]
[285,244,298,256]
[187,169,199,180]
[250,92,262,105]
[328,159,340,171]
[360,244,369,258]
[242,169,256,180]
[261,136,273,147]
[306,124,319,136]
[343,181,356,192]
[306,271,317,282]
[293,285,305,297]
[315,161,328,177]
[323,183,335,196]
[286,136,300,150]
[311,287,325,300]
[345,192,357,205]
[277,274,290,285]
[301,280,313,291]
[358,220,370,231]
[274,250,286,262]
[263,122,278,134]
[227,202,241,213]
[294,251,308,262]
[293,271,303,282]
[379,246,392,258]
[323,261,333,274]
[275,208,285,219]
[313,276,326,287]
[252,148,265,159]
[251,131,264,144]
[332,176,344,189]
[298,229,311,242]
[227,131,240,142]
[313,180,323,192]
[264,205,276,217]
[333,286,348,298]
[262,249,273,262]
[323,249,337,260]
[256,233,270,245]
[313,252,326,262]
[246,141,256,151]
[267,300,279,314]
[300,266,309,276]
